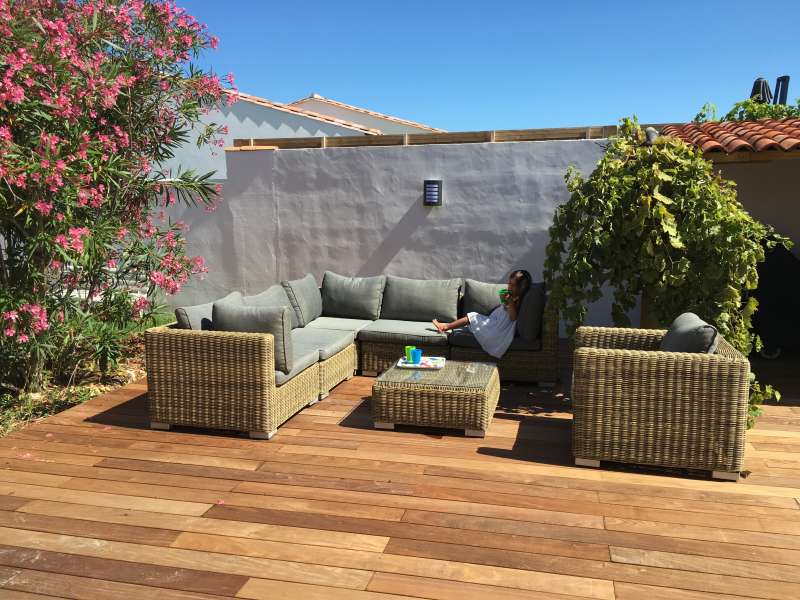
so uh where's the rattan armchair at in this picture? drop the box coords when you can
[571,326,750,480]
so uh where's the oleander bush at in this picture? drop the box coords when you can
[0,0,235,392]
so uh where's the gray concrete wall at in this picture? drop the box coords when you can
[170,138,631,326]
[717,158,800,257]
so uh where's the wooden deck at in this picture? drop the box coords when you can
[1,362,799,599]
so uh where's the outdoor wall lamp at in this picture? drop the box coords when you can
[423,180,443,206]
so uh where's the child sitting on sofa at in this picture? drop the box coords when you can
[432,269,532,358]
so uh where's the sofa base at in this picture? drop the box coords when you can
[249,430,277,440]
[575,457,601,468]
[151,422,170,431]
[319,343,358,398]
[712,470,740,482]
[449,346,558,383]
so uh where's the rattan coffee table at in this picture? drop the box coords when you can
[371,360,500,437]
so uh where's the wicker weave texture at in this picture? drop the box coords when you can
[372,362,500,431]
[319,343,357,396]
[572,327,750,472]
[144,325,319,434]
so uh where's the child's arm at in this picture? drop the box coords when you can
[505,296,520,321]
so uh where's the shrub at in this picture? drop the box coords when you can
[0,0,235,390]
[545,118,791,427]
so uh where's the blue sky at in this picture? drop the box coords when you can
[182,0,800,131]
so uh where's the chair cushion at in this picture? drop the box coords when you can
[321,271,386,320]
[305,317,373,333]
[275,346,319,386]
[211,303,294,374]
[358,319,448,346]
[463,279,504,315]
[292,328,355,360]
[380,276,461,322]
[174,291,242,330]
[659,312,720,354]
[281,273,322,327]
[449,327,541,351]
[516,283,546,343]
[243,284,298,329]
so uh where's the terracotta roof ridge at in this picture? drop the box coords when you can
[289,93,446,133]
[226,90,382,135]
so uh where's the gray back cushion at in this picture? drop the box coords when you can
[380,275,461,322]
[281,274,322,327]
[321,271,385,320]
[660,312,719,354]
[516,283,546,342]
[463,279,504,315]
[174,291,242,330]
[211,303,294,374]
[244,284,298,329]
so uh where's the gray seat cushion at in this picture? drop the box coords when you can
[275,346,319,386]
[380,275,461,322]
[321,271,386,320]
[358,319,448,346]
[660,312,720,354]
[174,291,242,330]
[292,328,355,360]
[305,317,373,333]
[281,273,322,327]
[449,327,541,351]
[516,283,546,343]
[211,303,294,374]
[463,279,504,315]
[243,284,298,329]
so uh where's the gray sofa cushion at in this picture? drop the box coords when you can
[243,284,298,329]
[275,346,319,386]
[450,327,541,352]
[305,317,373,333]
[380,276,461,322]
[358,319,448,346]
[281,273,322,327]
[292,328,355,360]
[660,312,720,354]
[174,291,242,330]
[321,271,385,320]
[463,279,504,315]
[211,303,294,374]
[516,283,546,343]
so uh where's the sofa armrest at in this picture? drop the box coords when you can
[575,326,666,351]
[144,325,277,431]
[540,304,559,355]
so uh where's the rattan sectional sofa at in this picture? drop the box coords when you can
[145,271,557,439]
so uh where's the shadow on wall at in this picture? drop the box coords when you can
[357,195,431,276]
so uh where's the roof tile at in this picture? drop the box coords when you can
[663,118,800,154]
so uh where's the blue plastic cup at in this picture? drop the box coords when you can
[412,348,423,364]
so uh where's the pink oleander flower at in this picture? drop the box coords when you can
[2,310,18,322]
[3,328,14,337]
[34,200,53,216]
[17,333,29,343]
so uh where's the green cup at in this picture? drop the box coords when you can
[404,345,416,362]
[498,288,509,300]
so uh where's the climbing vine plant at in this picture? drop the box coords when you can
[544,117,791,427]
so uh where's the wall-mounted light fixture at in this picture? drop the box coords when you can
[423,180,442,206]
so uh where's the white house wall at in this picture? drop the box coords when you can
[292,98,436,134]
[159,100,366,181]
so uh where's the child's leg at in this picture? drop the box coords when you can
[432,316,469,332]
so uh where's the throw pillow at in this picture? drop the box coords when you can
[463,279,505,315]
[659,312,720,354]
[211,303,294,374]
[174,291,242,330]
[281,273,322,327]
[243,284,298,329]
[321,271,386,320]
[516,282,546,343]
[380,275,461,322]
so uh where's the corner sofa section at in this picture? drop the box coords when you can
[146,270,558,439]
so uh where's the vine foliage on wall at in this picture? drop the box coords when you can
[544,117,791,427]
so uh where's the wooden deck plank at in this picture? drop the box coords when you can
[1,374,799,599]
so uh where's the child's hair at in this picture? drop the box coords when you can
[508,269,532,301]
